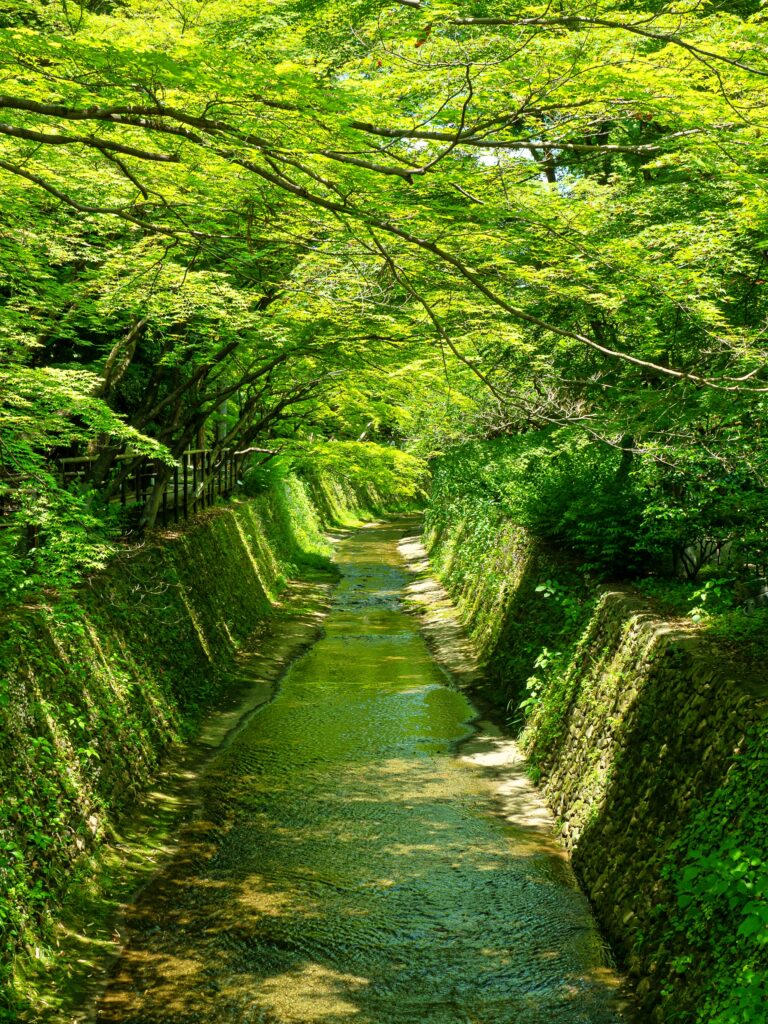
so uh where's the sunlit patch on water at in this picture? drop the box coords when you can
[97,523,632,1024]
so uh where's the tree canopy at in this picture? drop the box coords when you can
[2,0,768,594]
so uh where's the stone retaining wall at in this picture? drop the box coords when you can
[426,511,768,1021]
[0,470,386,1016]
[523,591,766,1016]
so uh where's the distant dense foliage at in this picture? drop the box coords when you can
[2,0,768,596]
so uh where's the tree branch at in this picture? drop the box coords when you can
[0,121,179,161]
[449,15,768,78]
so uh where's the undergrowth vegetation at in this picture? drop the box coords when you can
[425,431,768,583]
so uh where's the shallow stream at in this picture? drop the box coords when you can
[97,521,629,1024]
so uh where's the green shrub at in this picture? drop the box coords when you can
[425,432,645,578]
[427,430,768,581]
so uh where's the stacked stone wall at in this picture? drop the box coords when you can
[426,512,768,1020]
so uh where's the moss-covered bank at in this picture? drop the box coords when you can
[0,466,403,1019]
[424,450,768,1024]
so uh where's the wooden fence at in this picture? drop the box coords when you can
[57,448,244,529]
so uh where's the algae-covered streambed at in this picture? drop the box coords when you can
[97,522,630,1024]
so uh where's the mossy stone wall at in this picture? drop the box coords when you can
[0,470,378,1015]
[426,509,768,1022]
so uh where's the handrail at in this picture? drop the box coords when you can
[54,448,244,530]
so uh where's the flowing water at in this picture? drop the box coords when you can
[97,522,630,1024]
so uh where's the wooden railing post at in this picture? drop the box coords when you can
[52,447,245,535]
[161,461,168,527]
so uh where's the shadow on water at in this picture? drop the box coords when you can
[97,522,632,1024]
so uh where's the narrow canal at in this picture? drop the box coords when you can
[97,522,630,1024]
